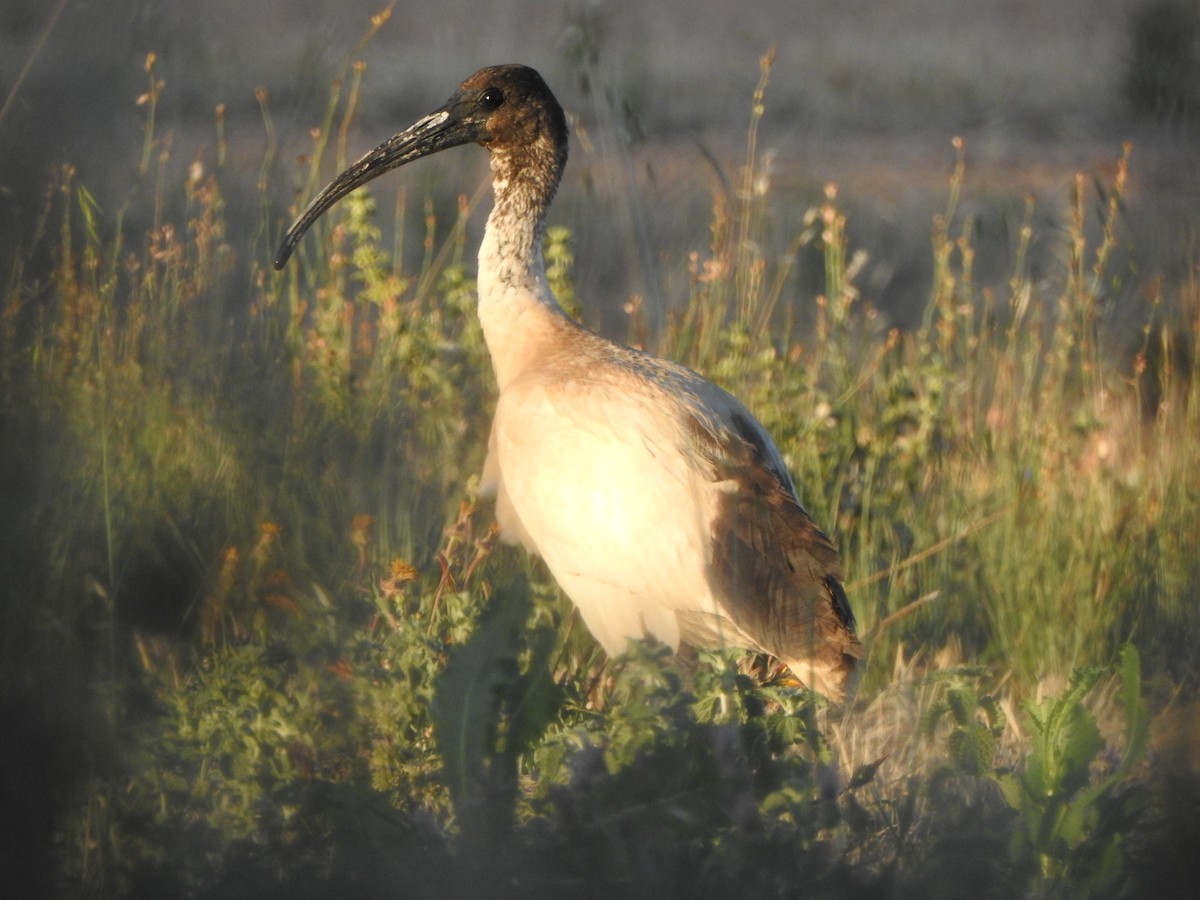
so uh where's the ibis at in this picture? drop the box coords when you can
[275,65,863,700]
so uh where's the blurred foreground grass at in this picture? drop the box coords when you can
[2,50,1199,899]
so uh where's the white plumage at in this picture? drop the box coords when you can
[276,65,862,700]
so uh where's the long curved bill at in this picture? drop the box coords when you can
[274,96,486,270]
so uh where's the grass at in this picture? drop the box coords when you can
[2,38,1199,900]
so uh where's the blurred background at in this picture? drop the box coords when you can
[2,0,1197,327]
[3,3,1200,895]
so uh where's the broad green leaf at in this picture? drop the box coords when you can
[949,725,996,776]
[946,684,977,727]
[505,624,564,757]
[1057,704,1103,795]
[921,699,950,738]
[994,770,1024,810]
[1117,643,1150,773]
[432,581,531,814]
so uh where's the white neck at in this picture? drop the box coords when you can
[475,152,571,390]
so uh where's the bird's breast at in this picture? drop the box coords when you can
[487,370,723,612]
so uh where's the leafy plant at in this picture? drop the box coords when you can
[432,572,563,837]
[923,666,1007,777]
[996,645,1150,895]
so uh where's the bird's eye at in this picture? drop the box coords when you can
[479,87,504,110]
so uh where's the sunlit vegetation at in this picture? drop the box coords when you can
[2,29,1199,900]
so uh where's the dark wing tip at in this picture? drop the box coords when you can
[825,574,858,634]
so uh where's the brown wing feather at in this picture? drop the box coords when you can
[701,411,863,699]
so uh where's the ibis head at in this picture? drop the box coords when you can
[274,65,566,270]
